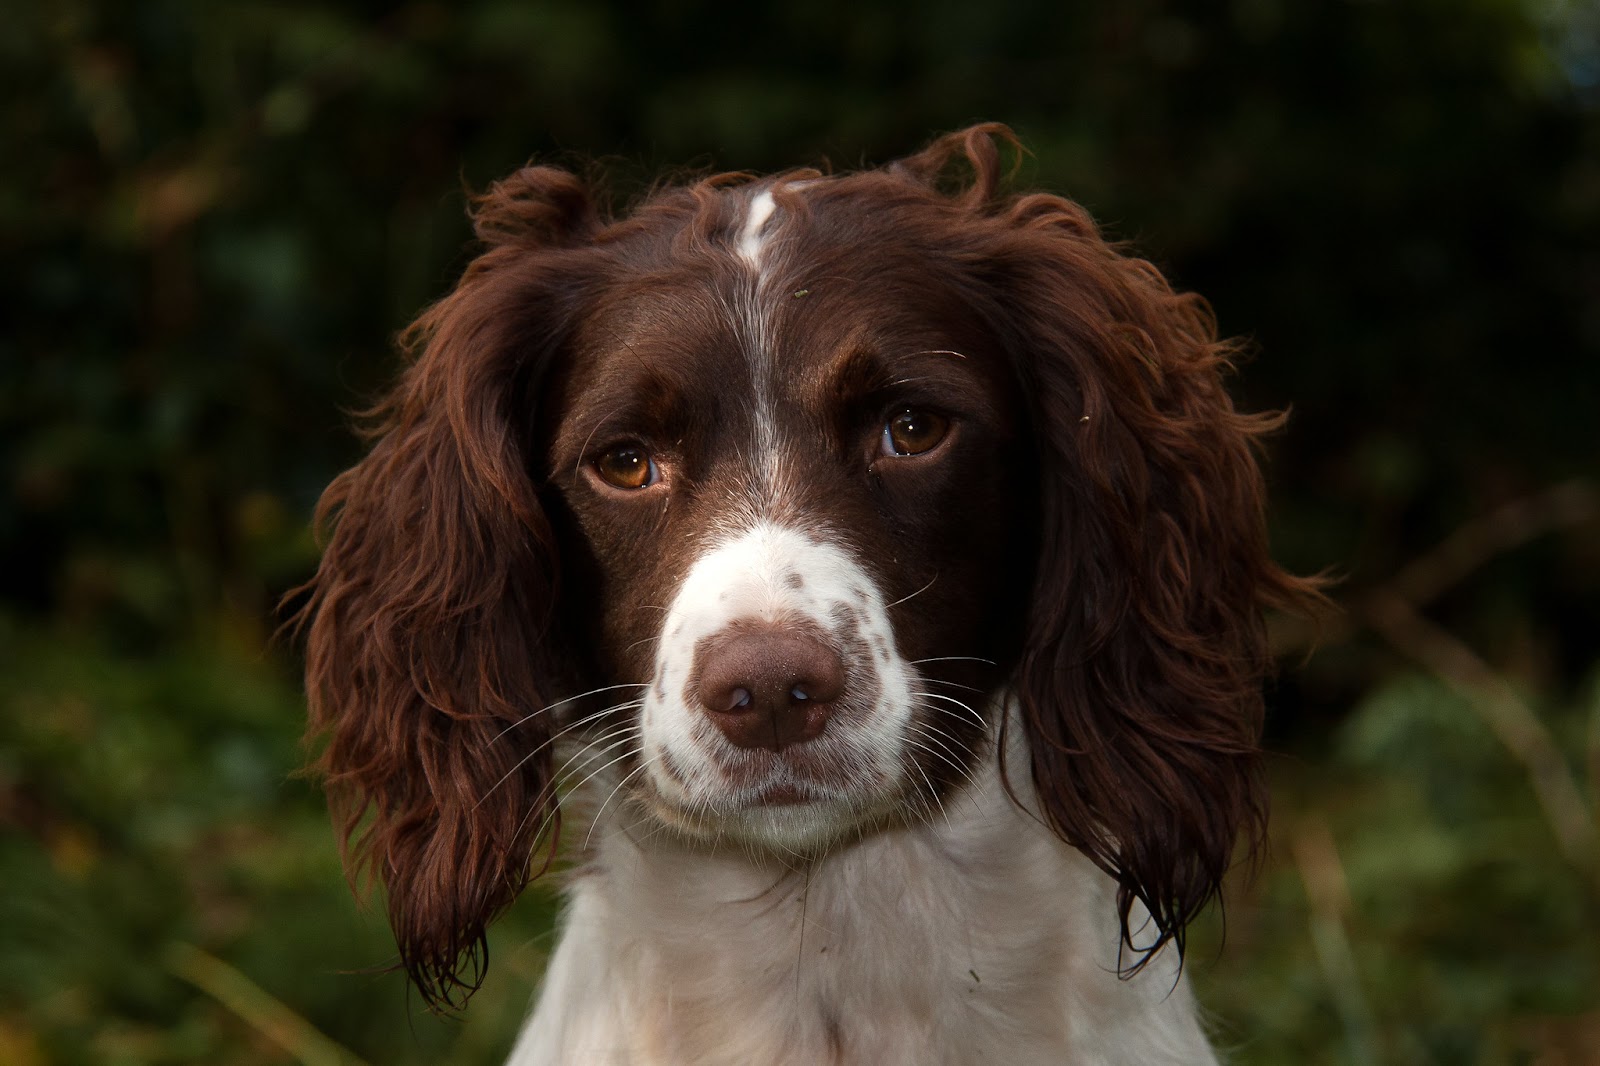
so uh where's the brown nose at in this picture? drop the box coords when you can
[695,626,845,751]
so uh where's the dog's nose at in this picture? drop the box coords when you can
[695,627,845,751]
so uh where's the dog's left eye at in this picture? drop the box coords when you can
[880,407,950,457]
[595,445,658,490]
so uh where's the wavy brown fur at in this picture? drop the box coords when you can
[297,167,601,1009]
[899,126,1324,968]
[297,125,1324,1009]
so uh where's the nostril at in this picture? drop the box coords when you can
[693,625,845,751]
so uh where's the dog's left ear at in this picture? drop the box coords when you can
[918,128,1323,968]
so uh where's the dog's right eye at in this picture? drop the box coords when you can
[595,445,658,490]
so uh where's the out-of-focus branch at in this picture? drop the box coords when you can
[165,942,369,1066]
[1291,818,1379,1066]
[1271,478,1598,658]
[1588,683,1600,817]
[1364,589,1600,885]
[1386,479,1597,609]
[1271,479,1600,883]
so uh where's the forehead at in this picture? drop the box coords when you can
[566,183,991,398]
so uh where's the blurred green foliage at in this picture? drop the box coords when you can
[2,0,1597,1062]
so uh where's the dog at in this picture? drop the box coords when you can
[300,124,1319,1064]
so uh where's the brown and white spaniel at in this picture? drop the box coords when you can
[300,124,1320,1064]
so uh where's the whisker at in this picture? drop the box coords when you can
[474,704,642,810]
[502,718,642,821]
[552,701,643,745]
[489,683,647,744]
[573,414,617,484]
[886,573,938,610]
[909,656,996,667]
[549,722,642,787]
[907,716,986,820]
[920,676,983,693]
[585,762,651,850]
[898,739,952,830]
[913,690,987,731]
[494,698,635,761]
[524,742,642,849]
[906,721,970,780]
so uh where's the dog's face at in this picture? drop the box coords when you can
[301,126,1318,1007]
[542,195,1033,849]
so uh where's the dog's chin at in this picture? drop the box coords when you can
[640,784,902,856]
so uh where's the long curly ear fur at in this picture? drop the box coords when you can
[296,166,596,1009]
[905,126,1324,969]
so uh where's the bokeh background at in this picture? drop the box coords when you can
[4,1,1599,1062]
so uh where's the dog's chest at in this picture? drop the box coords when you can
[519,790,1139,1065]
[638,834,1079,1062]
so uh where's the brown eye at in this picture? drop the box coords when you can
[881,407,950,457]
[595,445,657,490]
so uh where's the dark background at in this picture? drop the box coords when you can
[3,1,1598,1062]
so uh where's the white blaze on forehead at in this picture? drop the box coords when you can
[732,185,787,498]
[736,188,778,269]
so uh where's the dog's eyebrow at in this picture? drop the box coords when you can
[821,346,892,404]
[551,356,699,467]
[822,343,981,402]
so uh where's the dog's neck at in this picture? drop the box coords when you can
[509,715,1218,1065]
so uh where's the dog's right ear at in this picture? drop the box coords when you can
[297,165,596,1010]
[471,164,600,249]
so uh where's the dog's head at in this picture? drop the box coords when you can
[301,125,1318,1007]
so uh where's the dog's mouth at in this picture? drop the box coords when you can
[647,743,884,805]
[634,739,908,850]
[714,757,866,809]
[748,781,809,806]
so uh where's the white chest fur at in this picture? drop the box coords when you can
[506,735,1220,1066]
